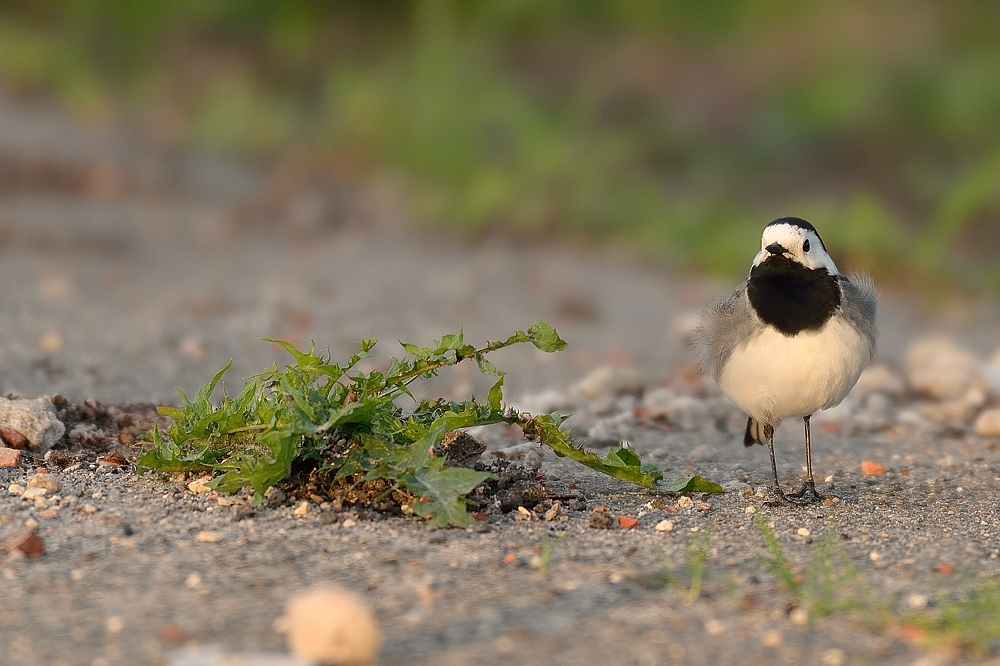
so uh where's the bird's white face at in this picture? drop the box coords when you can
[752,223,838,275]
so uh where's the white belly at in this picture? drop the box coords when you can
[718,316,870,426]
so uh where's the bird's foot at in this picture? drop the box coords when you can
[787,480,825,503]
[764,486,805,507]
[763,483,822,507]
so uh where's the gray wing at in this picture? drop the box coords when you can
[838,273,878,357]
[691,281,762,381]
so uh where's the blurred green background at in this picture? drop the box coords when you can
[2,0,999,291]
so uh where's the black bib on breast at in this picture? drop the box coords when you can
[747,255,841,335]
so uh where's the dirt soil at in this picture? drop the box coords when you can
[2,92,1000,666]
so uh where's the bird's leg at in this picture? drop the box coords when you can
[763,424,794,504]
[788,415,824,502]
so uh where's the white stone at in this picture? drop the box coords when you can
[277,587,380,665]
[639,387,676,419]
[508,389,574,416]
[974,408,1000,437]
[21,486,49,500]
[569,366,642,401]
[905,338,982,400]
[7,484,25,496]
[655,520,674,532]
[662,396,710,432]
[0,397,65,454]
[27,473,61,492]
[587,412,635,443]
[853,364,905,397]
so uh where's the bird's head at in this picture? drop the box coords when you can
[752,217,838,275]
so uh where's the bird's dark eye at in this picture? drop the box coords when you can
[803,239,810,252]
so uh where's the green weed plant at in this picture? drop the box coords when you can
[139,320,721,527]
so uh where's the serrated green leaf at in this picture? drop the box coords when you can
[401,461,494,527]
[657,475,726,493]
[527,319,568,352]
[487,375,505,411]
[400,341,432,357]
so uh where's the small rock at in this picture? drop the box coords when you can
[21,486,49,500]
[797,528,811,537]
[618,516,639,529]
[264,486,287,504]
[587,412,636,443]
[196,531,225,543]
[27,473,61,492]
[661,396,710,432]
[0,397,66,454]
[570,365,642,401]
[293,501,310,516]
[341,519,356,528]
[509,389,574,416]
[0,448,21,468]
[860,460,885,476]
[906,338,983,400]
[188,477,214,494]
[589,512,614,529]
[655,520,674,532]
[543,501,562,522]
[639,387,677,419]
[790,607,809,625]
[974,408,1000,437]
[821,648,845,666]
[0,427,28,449]
[677,496,694,509]
[760,630,782,647]
[277,587,381,665]
[853,364,905,397]
[2,529,44,557]
[854,393,895,431]
[7,483,26,496]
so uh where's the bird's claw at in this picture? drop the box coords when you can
[787,480,825,503]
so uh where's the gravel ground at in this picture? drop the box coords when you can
[2,93,1000,666]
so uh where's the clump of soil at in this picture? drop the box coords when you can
[41,396,164,466]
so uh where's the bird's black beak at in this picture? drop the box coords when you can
[765,243,786,256]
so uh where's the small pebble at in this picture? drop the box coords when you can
[341,519,357,528]
[0,448,22,468]
[704,619,724,635]
[277,587,381,665]
[761,630,782,647]
[188,477,213,494]
[196,531,225,543]
[790,607,809,625]
[677,496,694,509]
[974,408,1000,437]
[293,501,310,516]
[797,528,810,537]
[655,520,674,532]
[7,484,25,496]
[821,648,845,666]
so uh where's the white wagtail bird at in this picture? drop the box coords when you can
[694,217,877,504]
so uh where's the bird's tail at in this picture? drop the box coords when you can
[743,417,767,447]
